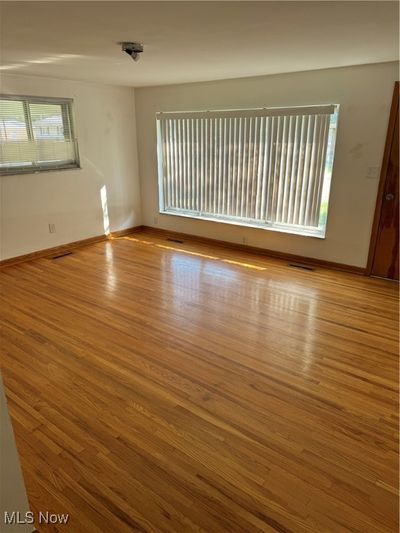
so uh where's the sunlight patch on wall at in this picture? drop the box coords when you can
[100,185,110,235]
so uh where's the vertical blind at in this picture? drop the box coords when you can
[157,105,337,234]
[0,95,79,174]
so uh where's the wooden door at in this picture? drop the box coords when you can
[367,82,399,280]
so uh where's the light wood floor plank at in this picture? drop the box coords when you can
[0,231,398,532]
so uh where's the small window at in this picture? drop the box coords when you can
[156,105,338,237]
[0,95,80,175]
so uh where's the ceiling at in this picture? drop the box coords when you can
[0,1,398,87]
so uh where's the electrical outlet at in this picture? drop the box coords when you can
[48,223,56,234]
[154,215,159,225]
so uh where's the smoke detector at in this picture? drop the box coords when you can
[120,42,144,62]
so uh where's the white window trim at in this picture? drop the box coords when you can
[158,208,327,239]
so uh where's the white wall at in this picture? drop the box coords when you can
[0,74,141,260]
[135,62,398,268]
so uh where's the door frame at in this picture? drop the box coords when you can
[366,81,399,276]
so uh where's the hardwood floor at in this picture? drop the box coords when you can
[0,230,398,532]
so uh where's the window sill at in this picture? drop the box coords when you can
[159,209,326,239]
[0,164,82,176]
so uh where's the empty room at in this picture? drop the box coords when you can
[0,1,399,532]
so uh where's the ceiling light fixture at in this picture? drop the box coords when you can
[120,42,144,62]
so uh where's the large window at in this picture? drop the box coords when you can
[156,105,338,237]
[0,95,79,175]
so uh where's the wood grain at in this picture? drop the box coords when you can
[367,81,400,279]
[0,230,398,532]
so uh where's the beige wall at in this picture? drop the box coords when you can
[0,74,141,260]
[2,63,398,266]
[135,62,398,267]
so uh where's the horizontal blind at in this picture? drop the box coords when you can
[0,140,77,168]
[157,105,335,230]
[0,96,79,173]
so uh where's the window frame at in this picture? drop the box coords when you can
[0,94,81,176]
[156,105,339,239]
